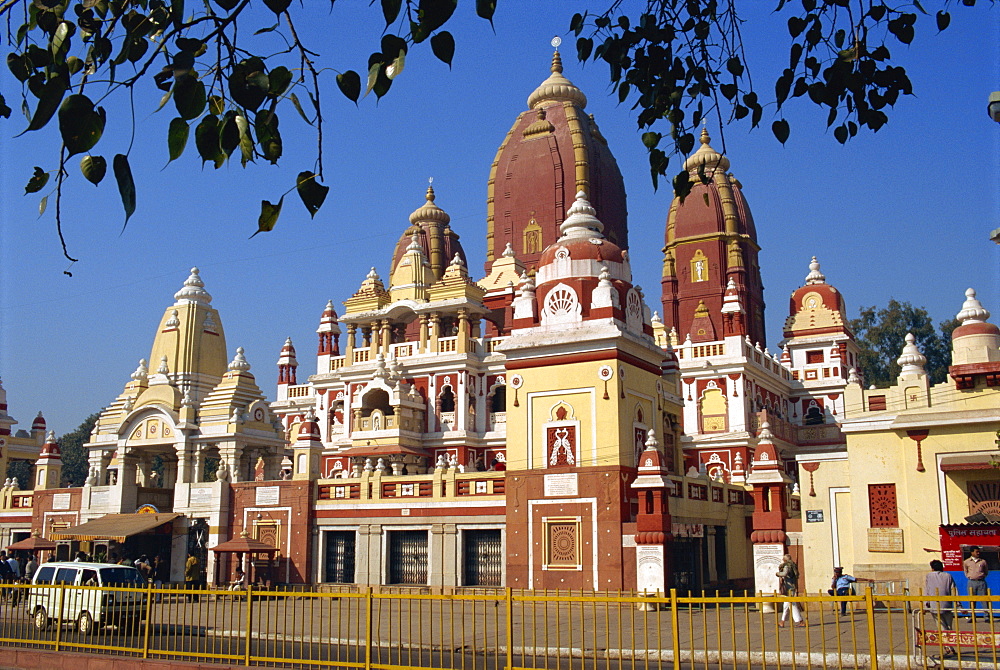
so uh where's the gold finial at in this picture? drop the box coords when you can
[426,178,435,203]
[700,127,711,145]
[551,36,563,73]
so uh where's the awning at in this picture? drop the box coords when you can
[210,533,278,554]
[7,535,57,551]
[51,513,182,542]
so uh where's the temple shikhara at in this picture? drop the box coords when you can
[2,50,997,594]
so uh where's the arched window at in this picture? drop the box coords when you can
[490,386,506,413]
[438,385,455,413]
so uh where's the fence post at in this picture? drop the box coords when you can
[365,587,374,670]
[505,587,513,670]
[244,582,254,666]
[670,588,680,670]
[54,584,65,652]
[865,586,878,670]
[142,579,154,658]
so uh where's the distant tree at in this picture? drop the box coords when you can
[851,300,954,386]
[58,412,100,487]
[5,460,33,490]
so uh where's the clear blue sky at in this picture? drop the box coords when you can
[2,2,998,436]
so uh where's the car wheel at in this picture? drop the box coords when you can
[33,607,48,630]
[77,610,94,635]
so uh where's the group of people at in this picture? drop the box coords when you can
[773,546,991,633]
[0,550,39,604]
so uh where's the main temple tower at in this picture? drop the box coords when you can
[485,47,628,274]
[660,131,766,345]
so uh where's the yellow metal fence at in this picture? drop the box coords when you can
[0,583,997,669]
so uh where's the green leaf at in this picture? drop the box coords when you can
[24,166,49,194]
[296,171,329,218]
[365,61,381,98]
[935,11,950,31]
[80,155,107,185]
[220,111,241,158]
[173,74,206,120]
[113,154,137,230]
[38,195,48,217]
[208,95,225,116]
[213,0,240,10]
[381,0,402,25]
[263,0,292,14]
[268,66,292,96]
[641,132,661,149]
[387,49,406,80]
[50,21,72,59]
[476,0,497,24]
[251,196,283,238]
[58,94,106,156]
[430,31,455,67]
[412,0,457,42]
[171,0,185,30]
[290,92,312,123]
[24,74,68,132]
[772,118,790,145]
[167,117,189,163]
[0,93,11,119]
[195,115,224,167]
[833,125,848,144]
[236,115,253,166]
[336,71,361,103]
[255,110,282,163]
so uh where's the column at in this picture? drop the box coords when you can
[429,313,440,354]
[457,309,470,354]
[380,320,392,354]
[345,324,356,363]
[418,314,429,354]
[367,323,378,358]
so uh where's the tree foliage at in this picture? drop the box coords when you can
[57,411,100,487]
[1,0,990,261]
[851,300,957,386]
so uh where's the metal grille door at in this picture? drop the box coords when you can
[388,530,428,585]
[324,531,356,583]
[463,529,502,586]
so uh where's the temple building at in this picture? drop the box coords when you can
[8,48,990,595]
[798,289,1000,594]
[0,380,47,547]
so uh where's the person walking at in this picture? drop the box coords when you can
[963,546,989,597]
[185,552,200,601]
[776,554,805,627]
[925,559,957,657]
[24,552,38,583]
[830,567,873,616]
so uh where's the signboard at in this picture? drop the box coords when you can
[51,493,71,510]
[867,527,904,553]
[805,510,824,523]
[190,486,213,505]
[544,473,578,497]
[255,486,281,506]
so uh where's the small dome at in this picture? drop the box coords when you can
[538,194,626,267]
[897,333,927,375]
[31,412,46,431]
[174,267,212,304]
[527,50,587,110]
[804,256,826,285]
[408,185,450,226]
[957,288,990,324]
[297,414,321,442]
[682,128,730,176]
[228,347,251,372]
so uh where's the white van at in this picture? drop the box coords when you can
[27,562,146,634]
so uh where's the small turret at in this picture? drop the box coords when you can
[316,300,341,356]
[34,430,62,490]
[277,338,298,385]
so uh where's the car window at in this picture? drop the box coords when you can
[99,567,144,586]
[54,567,78,585]
[34,566,55,584]
[81,569,98,586]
